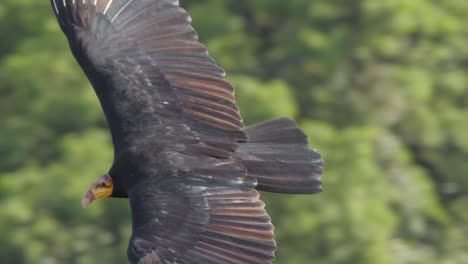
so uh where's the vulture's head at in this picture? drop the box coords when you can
[81,174,113,207]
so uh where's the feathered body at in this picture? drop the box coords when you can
[51,1,324,263]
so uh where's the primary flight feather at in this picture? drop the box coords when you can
[51,0,324,263]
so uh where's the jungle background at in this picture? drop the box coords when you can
[1,0,468,263]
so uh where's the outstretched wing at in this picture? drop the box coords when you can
[128,164,276,264]
[52,0,245,149]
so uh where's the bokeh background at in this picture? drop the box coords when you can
[1,0,468,263]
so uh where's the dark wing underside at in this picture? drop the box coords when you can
[129,168,276,264]
[52,0,277,263]
[53,0,245,144]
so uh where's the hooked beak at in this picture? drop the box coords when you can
[81,174,113,208]
[81,190,95,208]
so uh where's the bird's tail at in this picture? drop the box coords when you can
[238,118,324,194]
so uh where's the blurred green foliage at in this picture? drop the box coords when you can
[1,0,468,263]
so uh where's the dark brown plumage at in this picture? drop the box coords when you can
[51,0,324,263]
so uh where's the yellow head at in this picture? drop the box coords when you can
[81,174,113,207]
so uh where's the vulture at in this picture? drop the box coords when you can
[51,0,324,263]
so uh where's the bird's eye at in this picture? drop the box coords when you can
[99,182,107,188]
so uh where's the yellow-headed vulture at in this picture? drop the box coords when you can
[51,0,324,263]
